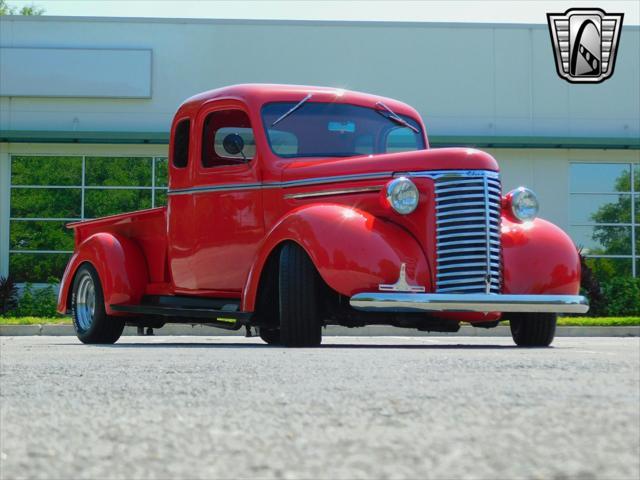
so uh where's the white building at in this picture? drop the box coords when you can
[1,15,639,283]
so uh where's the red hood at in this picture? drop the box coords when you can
[281,148,499,182]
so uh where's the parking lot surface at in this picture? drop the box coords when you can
[1,336,639,480]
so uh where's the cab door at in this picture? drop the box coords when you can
[178,102,264,293]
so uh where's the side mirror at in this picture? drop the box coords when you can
[222,133,245,156]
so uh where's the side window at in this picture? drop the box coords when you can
[172,119,190,168]
[202,110,255,168]
[386,127,420,153]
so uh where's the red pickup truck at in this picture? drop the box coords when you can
[57,84,588,347]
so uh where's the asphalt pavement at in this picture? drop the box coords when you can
[1,336,639,480]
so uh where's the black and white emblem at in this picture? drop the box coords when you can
[547,8,623,83]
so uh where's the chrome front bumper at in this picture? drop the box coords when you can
[349,293,589,314]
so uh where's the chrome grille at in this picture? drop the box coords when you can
[434,171,502,294]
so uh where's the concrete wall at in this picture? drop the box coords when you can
[0,16,639,140]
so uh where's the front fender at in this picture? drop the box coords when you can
[502,218,581,295]
[57,232,148,315]
[242,204,431,311]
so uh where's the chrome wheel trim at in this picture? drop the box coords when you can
[76,273,96,331]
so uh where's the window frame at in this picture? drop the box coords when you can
[260,101,425,159]
[171,118,191,169]
[7,154,169,283]
[200,109,257,169]
[569,161,638,277]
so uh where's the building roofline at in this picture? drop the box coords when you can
[1,130,639,149]
[3,15,637,30]
[4,14,637,30]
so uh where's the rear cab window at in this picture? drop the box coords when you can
[172,119,191,168]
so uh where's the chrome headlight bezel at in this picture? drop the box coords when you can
[386,177,419,215]
[509,187,539,222]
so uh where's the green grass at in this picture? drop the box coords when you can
[557,316,640,326]
[1,316,638,326]
[0,316,71,325]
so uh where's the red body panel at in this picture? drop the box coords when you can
[242,204,431,311]
[502,218,581,295]
[57,84,581,324]
[168,99,265,293]
[57,232,149,316]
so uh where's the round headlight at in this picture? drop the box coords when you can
[386,177,419,214]
[509,187,539,222]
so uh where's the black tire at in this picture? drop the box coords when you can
[259,328,281,345]
[71,264,125,344]
[278,243,322,347]
[510,313,557,347]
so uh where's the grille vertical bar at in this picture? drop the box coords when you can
[434,171,502,294]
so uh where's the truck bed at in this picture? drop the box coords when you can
[67,207,168,283]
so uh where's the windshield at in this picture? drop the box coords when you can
[261,102,425,158]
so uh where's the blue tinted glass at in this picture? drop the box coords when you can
[570,163,631,193]
[262,102,424,158]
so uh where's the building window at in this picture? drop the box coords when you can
[569,162,639,281]
[9,155,169,283]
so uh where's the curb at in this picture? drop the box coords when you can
[1,324,639,337]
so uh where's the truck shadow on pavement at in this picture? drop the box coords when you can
[68,342,523,350]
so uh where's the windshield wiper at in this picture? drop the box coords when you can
[376,101,419,133]
[271,93,313,127]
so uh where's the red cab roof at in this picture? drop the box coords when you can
[175,83,424,125]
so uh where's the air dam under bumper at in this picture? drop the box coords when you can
[349,293,589,314]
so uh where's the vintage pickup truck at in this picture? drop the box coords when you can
[57,84,588,347]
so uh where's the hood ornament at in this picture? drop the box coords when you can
[379,263,425,293]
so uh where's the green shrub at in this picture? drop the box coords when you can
[579,254,607,315]
[579,253,639,317]
[7,282,60,317]
[600,277,640,316]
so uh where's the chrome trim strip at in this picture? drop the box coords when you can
[167,169,502,196]
[168,171,393,196]
[278,171,392,188]
[404,169,500,180]
[349,293,590,314]
[284,185,381,200]
[483,175,492,294]
[437,246,501,255]
[169,182,265,195]
[436,284,501,293]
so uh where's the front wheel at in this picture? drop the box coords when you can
[509,313,557,347]
[71,264,124,344]
[278,243,322,347]
[259,328,281,345]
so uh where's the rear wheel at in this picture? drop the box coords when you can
[71,264,124,344]
[510,313,557,347]
[278,243,322,347]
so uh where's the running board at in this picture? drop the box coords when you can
[109,303,251,330]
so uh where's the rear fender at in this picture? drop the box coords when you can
[57,232,148,315]
[502,218,581,295]
[242,204,431,311]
